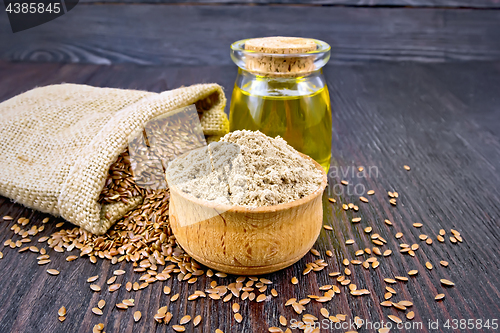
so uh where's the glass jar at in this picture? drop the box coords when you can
[229,37,332,172]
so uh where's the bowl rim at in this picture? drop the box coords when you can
[169,152,328,213]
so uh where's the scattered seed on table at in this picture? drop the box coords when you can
[38,259,51,265]
[193,315,201,326]
[234,313,243,323]
[134,311,141,322]
[279,315,287,326]
[392,303,406,311]
[310,249,320,256]
[291,277,298,285]
[426,238,433,245]
[123,299,134,307]
[341,180,348,186]
[107,276,117,285]
[116,303,128,310]
[437,235,445,242]
[386,286,396,294]
[345,239,355,245]
[328,198,336,203]
[98,300,105,309]
[87,275,98,283]
[180,315,191,325]
[320,308,329,318]
[171,293,179,302]
[395,276,408,282]
[379,328,390,333]
[108,284,121,292]
[271,289,278,297]
[425,262,433,270]
[383,250,392,256]
[435,294,445,301]
[384,278,397,284]
[380,301,392,307]
[232,303,240,313]
[367,190,375,195]
[92,307,103,316]
[408,270,418,276]
[114,270,126,276]
[342,204,348,210]
[323,225,333,230]
[172,325,185,332]
[407,311,415,320]
[326,250,333,257]
[395,232,403,239]
[413,223,423,228]
[388,315,402,324]
[58,316,66,322]
[47,269,59,276]
[90,285,101,292]
[163,286,171,295]
[384,219,393,226]
[255,294,266,302]
[58,307,66,317]
[440,279,455,287]
[364,227,372,233]
[440,261,449,267]
[360,196,369,203]
[343,259,350,266]
[352,217,361,223]
[450,236,457,243]
[126,282,132,291]
[3,215,13,220]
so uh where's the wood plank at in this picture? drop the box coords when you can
[1,5,500,66]
[78,0,500,9]
[0,61,499,333]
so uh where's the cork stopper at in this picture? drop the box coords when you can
[243,37,319,77]
[245,37,317,54]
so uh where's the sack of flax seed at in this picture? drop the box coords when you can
[0,83,228,235]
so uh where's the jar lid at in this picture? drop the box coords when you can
[231,37,330,77]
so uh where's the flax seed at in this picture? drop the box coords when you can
[388,315,402,324]
[440,279,455,287]
[180,315,191,325]
[134,311,141,322]
[92,307,103,315]
[234,313,243,323]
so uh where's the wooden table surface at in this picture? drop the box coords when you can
[0,60,499,333]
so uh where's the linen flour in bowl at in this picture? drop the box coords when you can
[167,130,327,275]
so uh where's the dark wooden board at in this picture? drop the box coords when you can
[0,60,499,333]
[77,0,500,9]
[1,5,500,66]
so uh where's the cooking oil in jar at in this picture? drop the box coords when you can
[229,73,332,172]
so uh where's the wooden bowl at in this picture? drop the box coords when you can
[169,153,327,275]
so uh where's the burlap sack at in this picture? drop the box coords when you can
[0,83,229,235]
